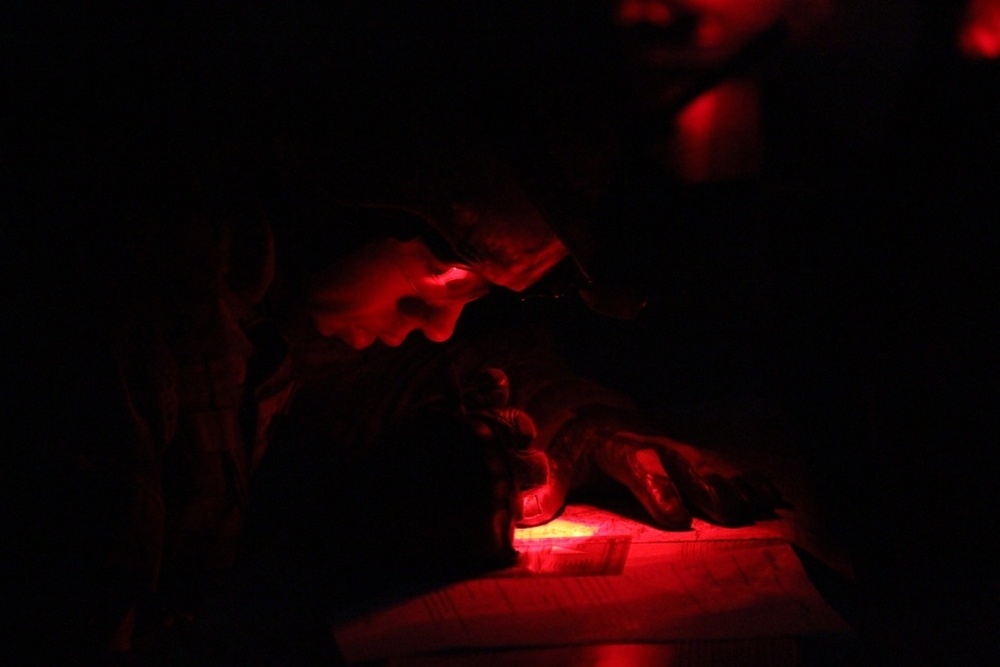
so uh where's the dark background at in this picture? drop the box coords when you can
[5,1,999,663]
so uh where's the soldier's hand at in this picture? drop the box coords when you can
[591,432,788,530]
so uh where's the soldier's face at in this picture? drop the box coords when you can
[305,237,490,349]
[614,0,789,107]
[616,0,788,55]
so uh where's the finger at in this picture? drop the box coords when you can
[515,453,572,528]
[732,471,792,516]
[593,442,692,530]
[617,432,743,477]
[653,440,790,518]
[653,445,754,527]
[509,449,549,490]
[615,433,762,525]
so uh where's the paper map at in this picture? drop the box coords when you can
[334,505,848,664]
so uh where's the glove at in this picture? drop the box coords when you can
[595,431,788,529]
[461,368,559,528]
[552,411,787,530]
[461,368,787,533]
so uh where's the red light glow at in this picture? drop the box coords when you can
[672,80,761,183]
[960,0,1000,60]
[617,0,675,27]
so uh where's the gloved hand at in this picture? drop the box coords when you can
[589,431,788,530]
[460,368,554,528]
[537,406,789,531]
[461,368,787,533]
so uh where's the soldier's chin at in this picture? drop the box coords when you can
[378,331,410,347]
[338,327,377,349]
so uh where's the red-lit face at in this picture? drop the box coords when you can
[616,0,789,59]
[615,0,792,109]
[305,237,491,349]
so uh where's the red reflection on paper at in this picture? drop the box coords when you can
[514,517,599,541]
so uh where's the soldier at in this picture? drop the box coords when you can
[4,4,787,663]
